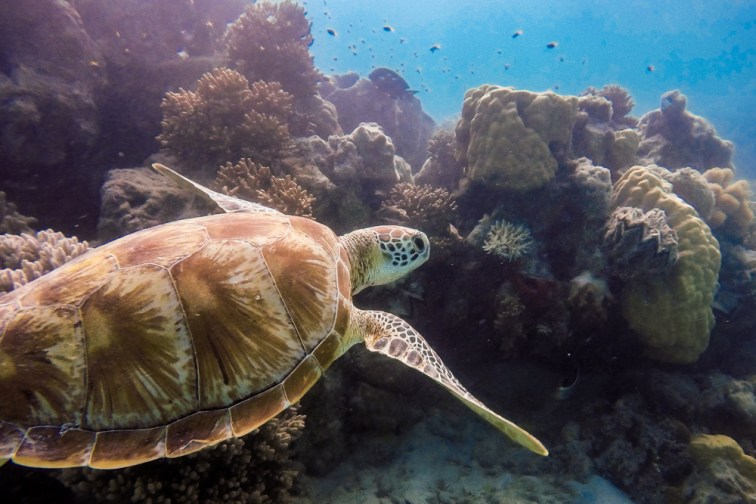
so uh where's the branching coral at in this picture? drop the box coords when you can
[378,183,458,235]
[158,68,294,176]
[702,167,754,240]
[0,192,36,234]
[57,407,306,504]
[456,85,578,191]
[0,230,90,293]
[224,0,320,100]
[482,220,533,261]
[212,158,315,218]
[612,165,721,363]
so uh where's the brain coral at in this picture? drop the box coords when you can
[456,85,578,191]
[612,166,721,363]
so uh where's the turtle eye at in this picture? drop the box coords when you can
[412,236,426,252]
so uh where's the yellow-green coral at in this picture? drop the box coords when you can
[679,434,756,502]
[703,167,754,240]
[456,85,578,191]
[612,166,720,363]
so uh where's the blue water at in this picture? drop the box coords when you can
[306,0,756,174]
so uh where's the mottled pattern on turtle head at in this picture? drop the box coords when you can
[339,225,429,295]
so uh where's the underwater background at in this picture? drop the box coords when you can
[0,0,755,503]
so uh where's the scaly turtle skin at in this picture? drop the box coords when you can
[0,164,547,469]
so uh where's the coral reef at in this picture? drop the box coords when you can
[573,86,640,174]
[378,183,458,235]
[0,193,36,235]
[224,1,320,100]
[158,68,295,177]
[482,220,534,261]
[323,76,436,170]
[637,90,734,171]
[679,434,756,503]
[414,130,463,190]
[97,166,213,241]
[702,167,754,240]
[603,206,679,281]
[660,166,716,220]
[456,85,578,191]
[580,84,637,127]
[212,158,316,218]
[612,165,721,363]
[0,230,90,293]
[57,407,306,504]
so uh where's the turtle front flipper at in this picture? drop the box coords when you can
[356,309,548,456]
[152,163,282,215]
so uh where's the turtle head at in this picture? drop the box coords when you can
[340,226,430,295]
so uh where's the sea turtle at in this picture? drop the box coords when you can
[0,164,547,469]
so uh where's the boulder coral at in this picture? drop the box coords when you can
[637,90,734,171]
[456,85,578,191]
[679,434,756,503]
[158,68,294,176]
[612,166,721,363]
[702,167,754,240]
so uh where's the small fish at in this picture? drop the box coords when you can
[646,64,655,73]
[552,84,560,90]
[504,63,511,70]
[512,29,523,38]
[326,28,337,36]
[177,50,189,60]
[430,43,441,53]
[559,56,565,62]
[546,41,558,49]
[383,24,395,32]
[400,37,407,44]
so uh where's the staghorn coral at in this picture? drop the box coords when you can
[612,165,721,363]
[212,158,315,218]
[482,220,533,261]
[378,183,458,236]
[456,85,578,191]
[57,407,306,504]
[603,206,679,281]
[637,90,734,171]
[224,0,320,100]
[0,230,90,293]
[702,167,754,240]
[158,68,294,176]
[0,192,36,234]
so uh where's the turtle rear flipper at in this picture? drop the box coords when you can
[357,309,548,456]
